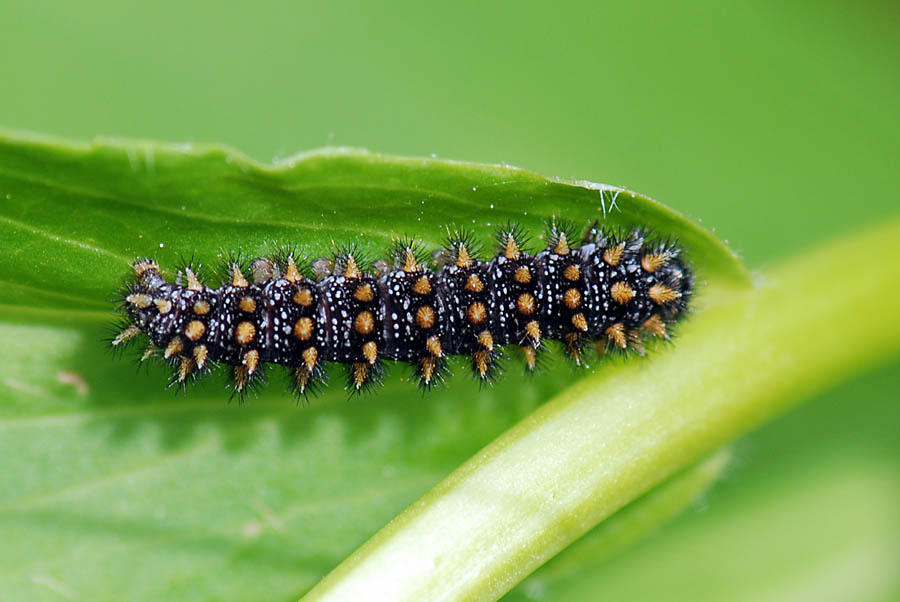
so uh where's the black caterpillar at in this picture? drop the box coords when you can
[112,221,693,397]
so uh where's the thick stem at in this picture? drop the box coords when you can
[512,448,731,598]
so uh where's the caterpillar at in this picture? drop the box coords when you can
[111,221,693,398]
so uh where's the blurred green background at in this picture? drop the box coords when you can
[1,0,897,600]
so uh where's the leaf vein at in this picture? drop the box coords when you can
[0,214,131,264]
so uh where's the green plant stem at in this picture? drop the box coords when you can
[301,218,900,602]
[512,448,731,598]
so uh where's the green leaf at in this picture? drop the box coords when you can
[7,130,897,602]
[0,128,748,324]
[0,128,747,601]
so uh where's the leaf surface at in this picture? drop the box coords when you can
[0,128,749,601]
